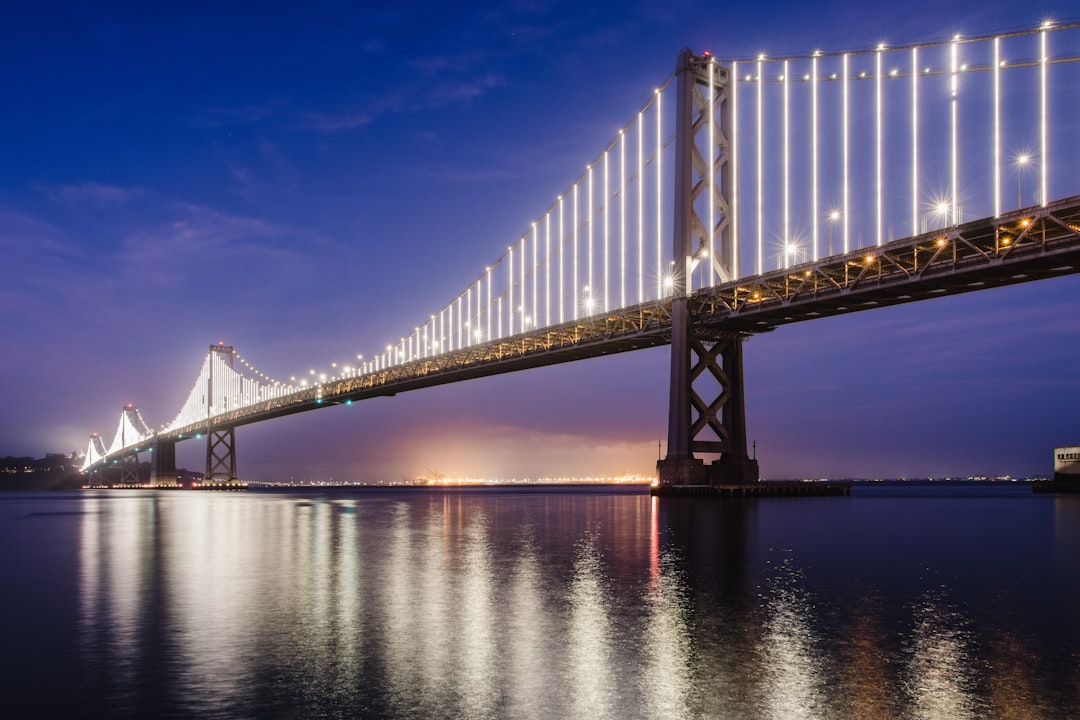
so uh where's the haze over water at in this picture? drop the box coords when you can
[2,484,1077,719]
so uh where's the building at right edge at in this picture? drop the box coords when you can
[1054,447,1080,482]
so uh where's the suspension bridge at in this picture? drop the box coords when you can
[81,22,1080,487]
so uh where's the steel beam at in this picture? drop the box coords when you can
[205,427,237,481]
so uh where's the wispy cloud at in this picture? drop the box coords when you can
[42,182,146,209]
[429,74,505,105]
[119,203,293,288]
[299,110,375,131]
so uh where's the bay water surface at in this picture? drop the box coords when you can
[1,484,1077,719]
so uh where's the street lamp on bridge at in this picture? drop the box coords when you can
[1014,152,1032,209]
[922,200,951,233]
[826,209,840,257]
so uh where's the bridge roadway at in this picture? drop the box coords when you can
[159,195,1080,445]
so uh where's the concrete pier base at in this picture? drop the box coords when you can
[1033,479,1080,494]
[656,457,761,486]
[656,457,707,486]
[652,481,850,498]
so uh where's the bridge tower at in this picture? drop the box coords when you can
[118,405,142,485]
[205,343,239,482]
[658,49,759,487]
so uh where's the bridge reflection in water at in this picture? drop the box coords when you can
[67,487,1080,718]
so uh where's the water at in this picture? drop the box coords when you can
[1,484,1077,719]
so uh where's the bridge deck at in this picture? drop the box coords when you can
[125,195,1080,451]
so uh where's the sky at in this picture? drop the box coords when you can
[2,0,1078,482]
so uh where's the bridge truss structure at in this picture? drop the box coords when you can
[81,21,1080,486]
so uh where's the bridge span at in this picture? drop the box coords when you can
[81,23,1080,487]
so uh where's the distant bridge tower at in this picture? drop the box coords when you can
[205,343,239,482]
[658,49,759,486]
[118,405,142,485]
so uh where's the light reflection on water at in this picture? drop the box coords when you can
[757,554,826,720]
[47,488,1080,717]
[904,594,981,720]
[568,532,615,718]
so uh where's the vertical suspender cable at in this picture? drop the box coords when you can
[993,37,1001,218]
[876,46,883,246]
[731,61,740,279]
[756,56,764,274]
[1040,24,1049,207]
[811,54,818,262]
[912,46,918,235]
[842,53,850,253]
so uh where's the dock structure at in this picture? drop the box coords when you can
[651,482,850,498]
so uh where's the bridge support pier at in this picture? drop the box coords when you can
[119,451,140,485]
[658,320,759,486]
[205,427,238,482]
[151,438,177,486]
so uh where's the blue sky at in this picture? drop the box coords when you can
[2,0,1078,481]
